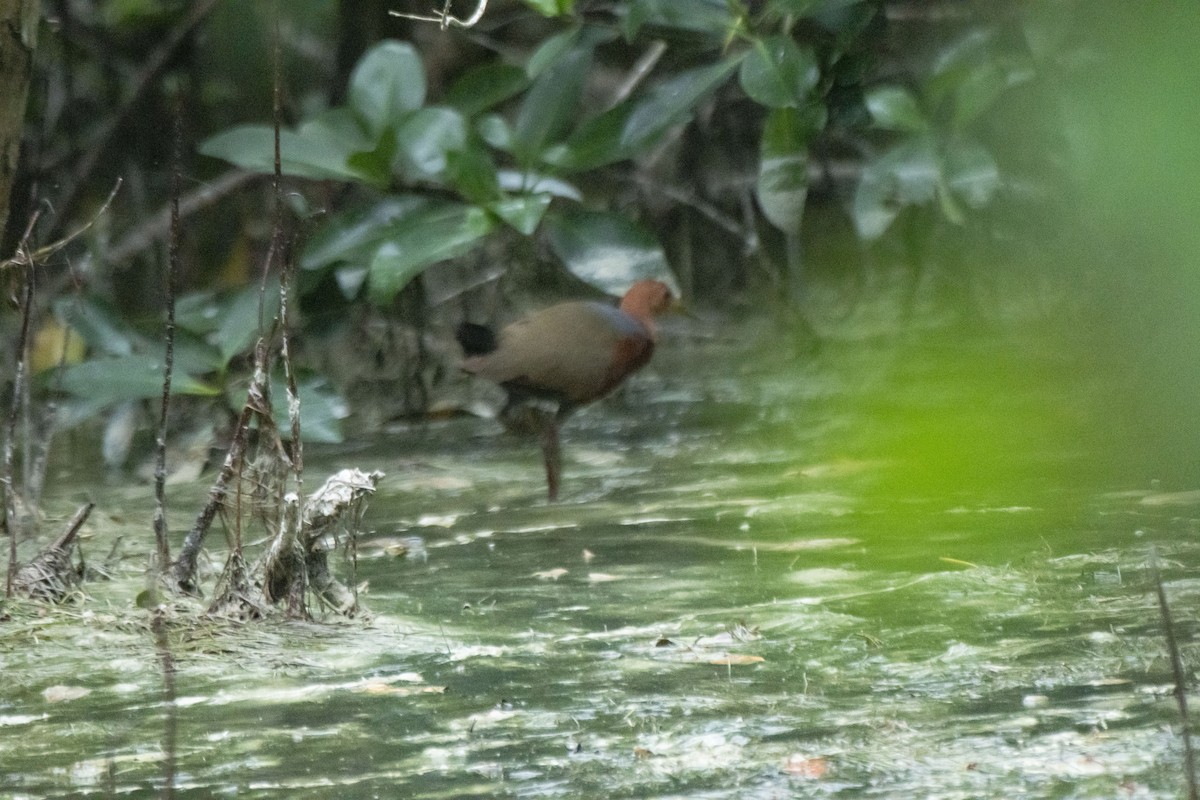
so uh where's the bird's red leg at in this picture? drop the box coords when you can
[541,419,561,501]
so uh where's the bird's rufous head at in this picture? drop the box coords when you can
[619,280,675,321]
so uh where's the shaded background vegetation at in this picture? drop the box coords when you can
[2,5,1200,795]
[1,0,1198,471]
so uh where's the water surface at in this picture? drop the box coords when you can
[2,317,1197,798]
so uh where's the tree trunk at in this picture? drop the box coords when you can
[0,0,38,245]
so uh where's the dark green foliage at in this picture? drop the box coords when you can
[544,207,674,295]
[11,0,1089,440]
[49,283,345,443]
[850,29,1025,240]
[199,1,880,304]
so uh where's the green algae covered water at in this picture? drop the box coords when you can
[2,314,1197,799]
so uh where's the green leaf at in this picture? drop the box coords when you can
[448,147,502,204]
[58,356,220,403]
[864,85,928,132]
[525,28,581,78]
[199,109,383,186]
[948,62,1008,130]
[513,32,594,157]
[621,0,740,39]
[346,140,397,188]
[810,0,877,36]
[393,106,468,181]
[367,204,495,303]
[270,374,348,444]
[302,196,429,272]
[544,207,673,294]
[544,103,633,171]
[757,106,823,235]
[852,136,940,239]
[135,588,161,610]
[489,194,553,235]
[936,175,966,226]
[349,40,426,140]
[886,137,941,206]
[445,63,530,115]
[171,331,226,376]
[852,166,900,241]
[620,57,743,151]
[213,278,281,365]
[174,291,222,334]
[521,0,575,16]
[301,107,372,150]
[739,35,819,108]
[497,170,582,200]
[764,0,822,17]
[547,56,740,171]
[53,296,143,357]
[944,137,1000,209]
[477,114,515,151]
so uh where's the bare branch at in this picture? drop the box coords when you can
[1152,548,1199,800]
[103,171,258,267]
[609,40,667,109]
[4,212,40,596]
[1,180,121,273]
[152,100,183,576]
[390,0,488,29]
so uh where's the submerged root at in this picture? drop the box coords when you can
[12,502,94,602]
[262,493,305,616]
[206,549,267,621]
[300,469,382,617]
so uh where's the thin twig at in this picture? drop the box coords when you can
[1151,547,1199,800]
[4,213,40,597]
[173,339,272,595]
[103,171,258,267]
[55,501,94,551]
[627,173,756,251]
[609,40,667,109]
[31,180,123,263]
[1,181,122,273]
[12,501,94,602]
[390,0,488,29]
[271,0,303,490]
[153,99,183,575]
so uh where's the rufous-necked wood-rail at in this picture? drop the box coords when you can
[457,279,675,501]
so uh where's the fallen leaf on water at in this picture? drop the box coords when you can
[1140,490,1200,506]
[709,654,765,666]
[399,672,427,683]
[353,682,446,696]
[588,572,621,583]
[633,747,656,759]
[416,513,460,527]
[783,754,828,778]
[43,685,91,703]
[533,568,568,581]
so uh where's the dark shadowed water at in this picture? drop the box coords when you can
[2,311,1198,798]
